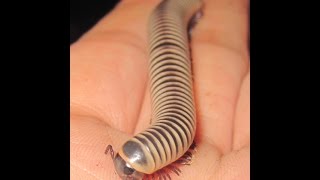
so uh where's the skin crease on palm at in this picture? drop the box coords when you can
[70,0,250,179]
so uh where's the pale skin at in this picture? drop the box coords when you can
[71,0,250,179]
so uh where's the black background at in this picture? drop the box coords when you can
[70,0,120,44]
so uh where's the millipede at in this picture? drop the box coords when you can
[106,0,203,179]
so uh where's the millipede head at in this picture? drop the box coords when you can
[106,145,145,180]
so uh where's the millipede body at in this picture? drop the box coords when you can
[106,0,203,179]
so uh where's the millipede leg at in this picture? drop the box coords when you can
[161,170,167,180]
[175,141,197,165]
[189,141,197,151]
[164,169,172,180]
[167,164,181,176]
[158,172,163,180]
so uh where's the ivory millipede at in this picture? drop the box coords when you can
[106,0,203,179]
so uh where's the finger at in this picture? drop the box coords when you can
[70,116,130,180]
[134,84,152,134]
[70,0,162,133]
[192,0,249,154]
[211,146,250,180]
[194,0,249,53]
[232,72,250,150]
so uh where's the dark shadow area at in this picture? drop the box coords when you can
[70,0,120,44]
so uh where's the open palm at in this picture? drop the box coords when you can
[71,0,249,179]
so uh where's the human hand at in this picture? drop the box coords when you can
[71,0,249,179]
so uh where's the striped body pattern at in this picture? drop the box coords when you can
[110,0,202,179]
